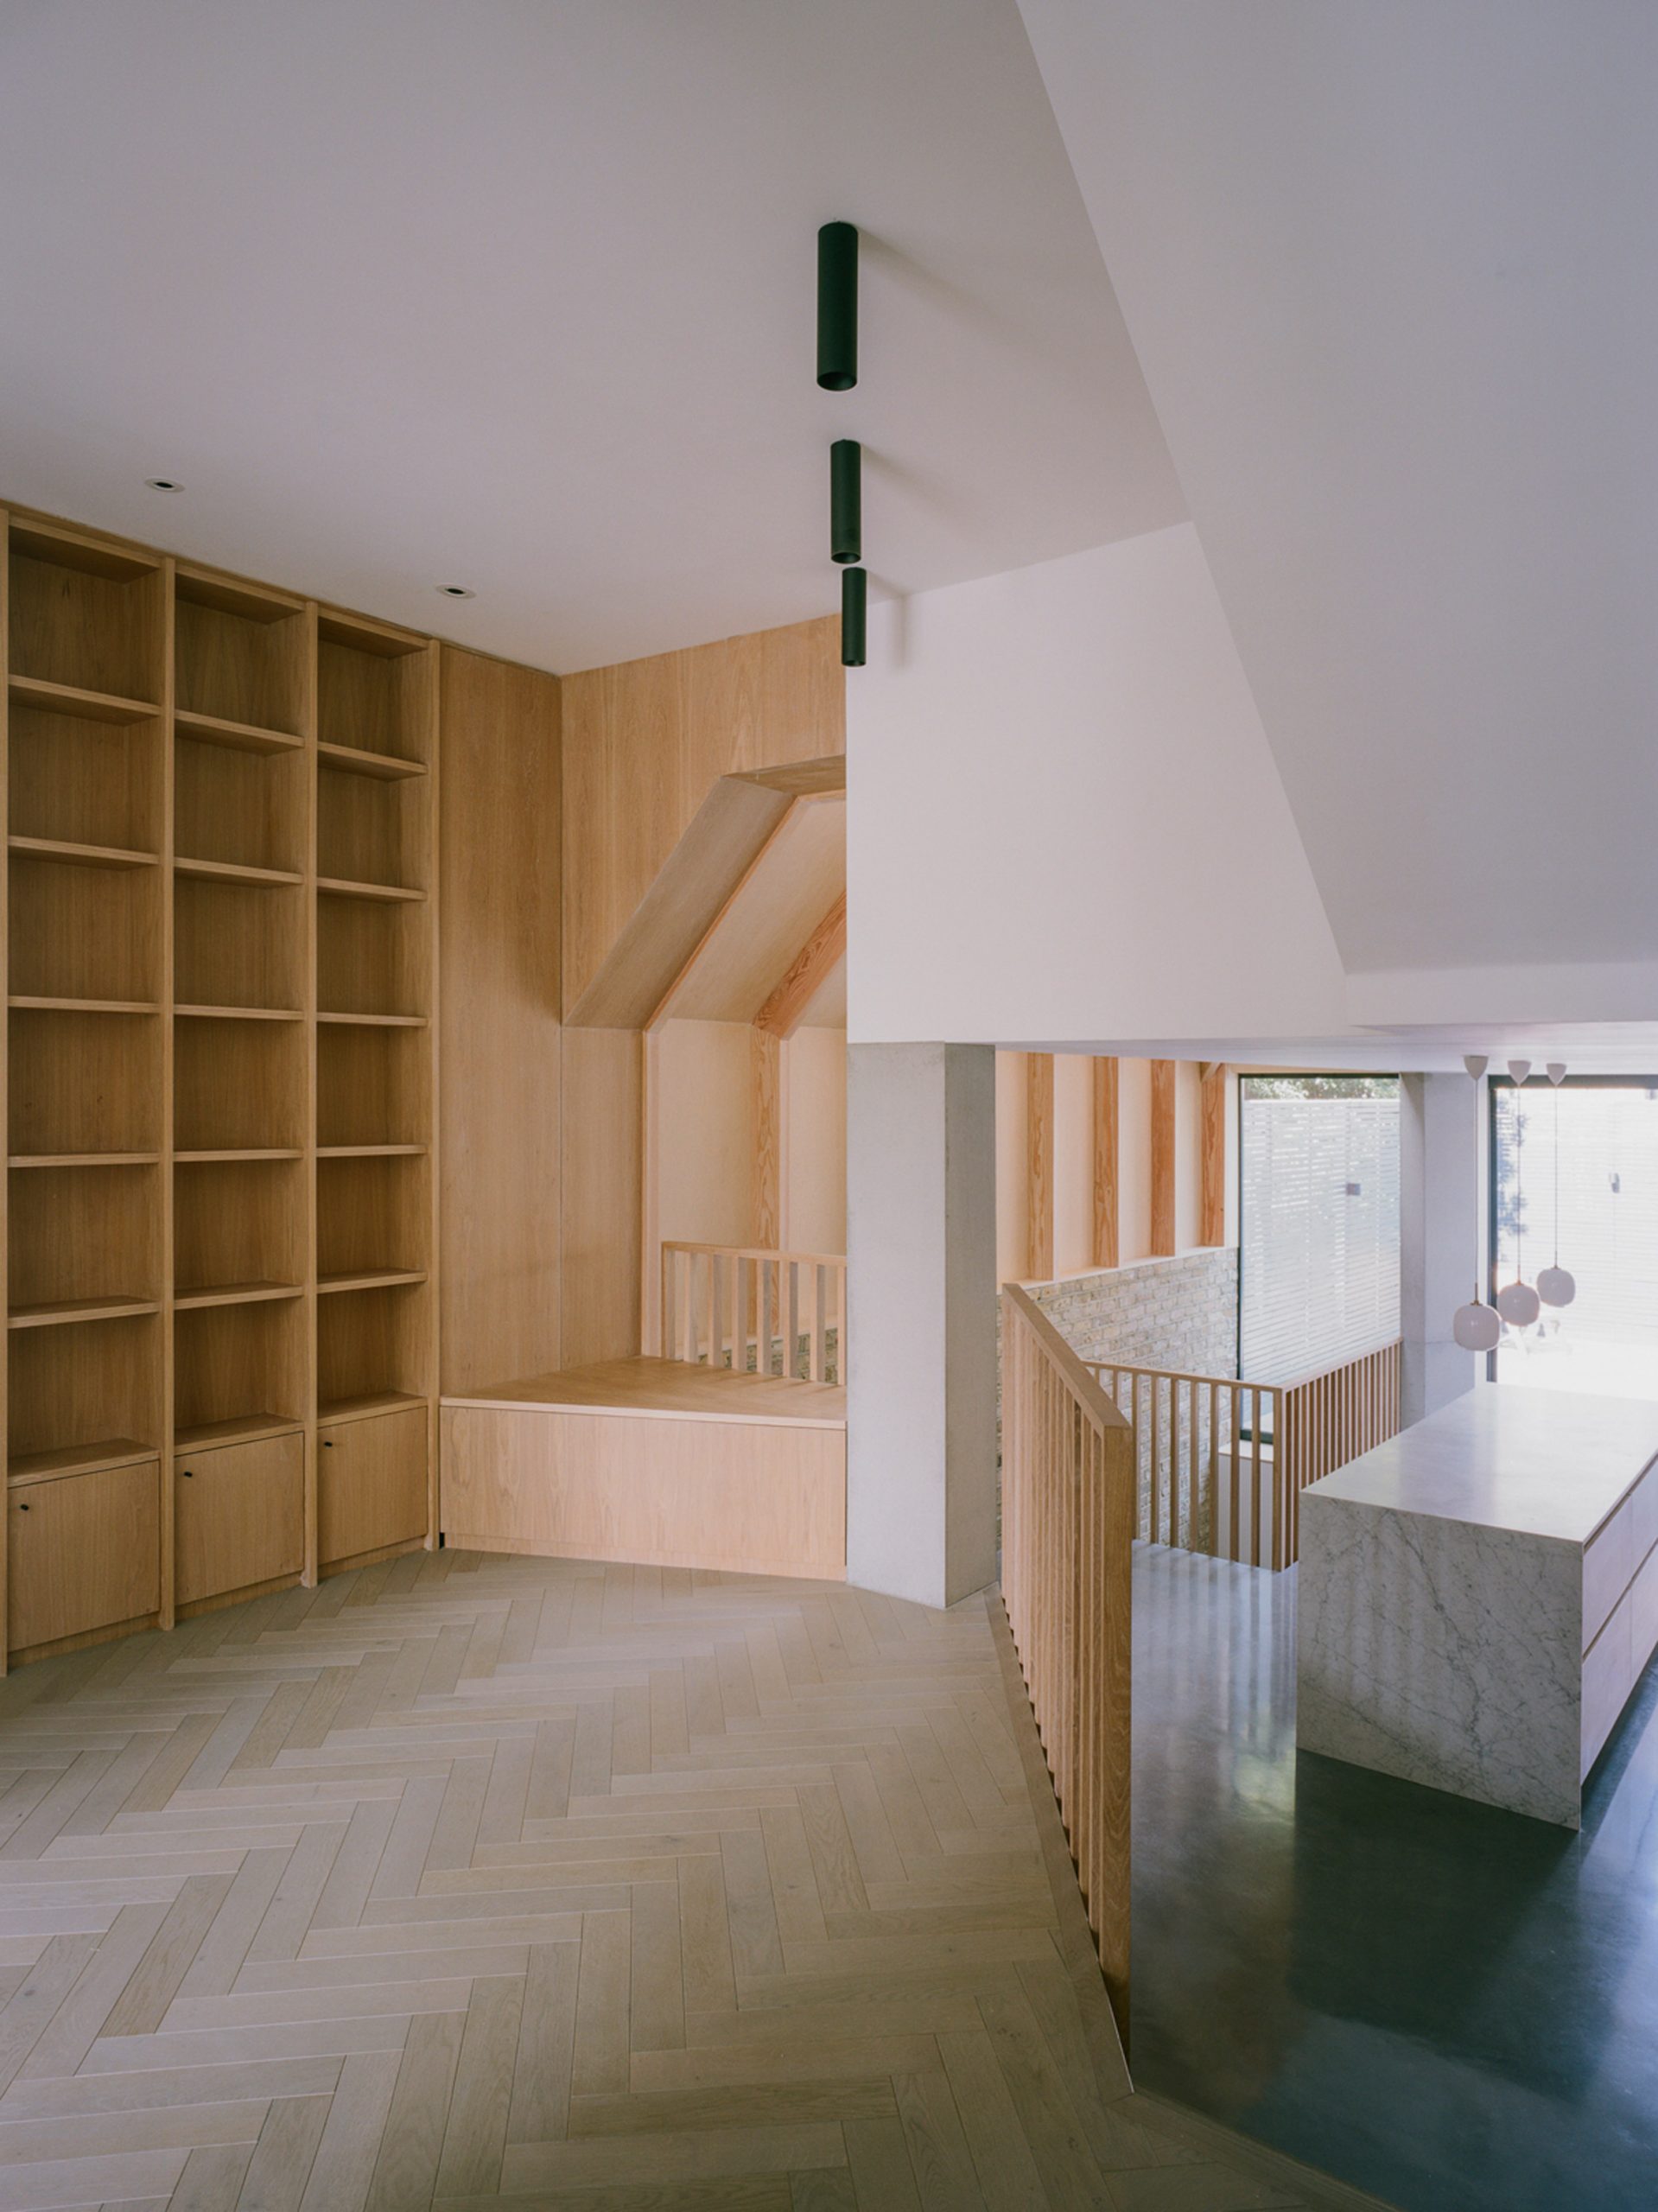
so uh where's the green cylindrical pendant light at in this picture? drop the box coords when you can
[829,439,861,564]
[817,222,858,391]
[841,565,867,667]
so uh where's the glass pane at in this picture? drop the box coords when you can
[1492,1079,1658,1401]
[1240,1076,1401,1385]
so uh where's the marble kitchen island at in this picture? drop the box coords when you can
[1297,1387,1658,1826]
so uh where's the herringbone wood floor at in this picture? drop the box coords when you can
[0,1549,1383,2210]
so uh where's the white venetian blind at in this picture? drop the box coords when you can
[1240,1077,1401,1386]
[1492,1080,1658,1400]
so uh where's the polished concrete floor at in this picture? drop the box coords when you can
[1132,1543,1658,2212]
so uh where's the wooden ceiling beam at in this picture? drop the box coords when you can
[753,892,848,1040]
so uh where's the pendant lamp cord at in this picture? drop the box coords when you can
[1515,1084,1524,1287]
[1473,1071,1482,1306]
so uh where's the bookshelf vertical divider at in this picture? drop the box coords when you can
[3,509,440,1664]
[301,601,320,1588]
[158,558,177,1632]
[0,510,10,1671]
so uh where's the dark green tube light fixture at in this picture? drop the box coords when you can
[817,221,858,391]
[829,439,861,564]
[841,565,867,667]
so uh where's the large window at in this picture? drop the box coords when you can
[1240,1076,1401,1385]
[1490,1077,1658,1401]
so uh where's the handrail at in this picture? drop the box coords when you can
[1001,1283,1134,2036]
[1080,1336,1400,1570]
[660,1241,847,1385]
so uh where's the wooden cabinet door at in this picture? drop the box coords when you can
[9,1460,161,1654]
[317,1405,427,1568]
[174,1431,304,1607]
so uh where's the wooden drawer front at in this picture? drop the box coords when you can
[175,1431,304,1606]
[9,1460,161,1653]
[318,1405,427,1567]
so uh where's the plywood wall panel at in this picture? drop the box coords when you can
[1199,1063,1229,1246]
[996,1051,1030,1286]
[1092,1057,1120,1270]
[653,1020,755,1251]
[786,1027,847,1255]
[438,648,562,1394]
[1148,1061,1178,1255]
[1051,1053,1096,1279]
[560,1027,643,1367]
[1116,1058,1153,1263]
[562,618,842,1012]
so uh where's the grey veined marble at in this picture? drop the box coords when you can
[1297,1386,1658,1829]
[1297,1489,1584,1826]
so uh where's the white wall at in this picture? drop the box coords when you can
[1016,1,1658,1014]
[847,525,1344,1048]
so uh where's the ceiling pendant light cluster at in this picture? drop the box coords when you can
[817,221,866,668]
[1496,1060,1542,1328]
[1452,1053,1576,1357]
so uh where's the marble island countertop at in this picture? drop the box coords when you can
[1303,1386,1658,1547]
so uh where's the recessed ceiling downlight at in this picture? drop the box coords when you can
[145,478,183,492]
[437,584,474,599]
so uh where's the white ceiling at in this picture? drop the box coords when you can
[0,0,1181,672]
[1018,1,1658,985]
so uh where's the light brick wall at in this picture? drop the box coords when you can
[1029,1249,1238,1377]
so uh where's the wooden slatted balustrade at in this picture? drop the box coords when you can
[1083,1338,1401,1570]
[1001,1283,1134,2036]
[1276,1337,1401,1564]
[661,1240,847,1384]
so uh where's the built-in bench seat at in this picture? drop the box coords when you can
[439,1357,846,1580]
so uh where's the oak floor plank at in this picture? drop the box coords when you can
[297,2049,401,2210]
[571,1909,632,2098]
[892,2068,988,2212]
[0,1556,1355,2212]
[720,1827,785,1981]
[365,2005,465,2211]
[98,1873,231,2038]
[677,1850,736,2018]
[505,1939,580,2145]
[628,1880,685,2055]
[937,2024,1050,2209]
[844,2112,925,2211]
[166,2136,257,2209]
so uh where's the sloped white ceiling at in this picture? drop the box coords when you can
[1018,1,1658,999]
[0,0,1181,671]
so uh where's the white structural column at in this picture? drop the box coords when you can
[846,1043,998,1608]
[1399,1071,1485,1427]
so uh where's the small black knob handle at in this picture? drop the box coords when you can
[322,1440,334,1447]
[181,1469,193,1478]
[17,1503,28,1512]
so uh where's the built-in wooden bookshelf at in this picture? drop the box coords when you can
[1,505,440,1664]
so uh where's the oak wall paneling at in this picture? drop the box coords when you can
[784,1027,847,1256]
[1093,1057,1120,1270]
[752,1026,785,1250]
[1149,1059,1177,1258]
[559,1027,643,1368]
[560,618,842,1015]
[437,648,562,1393]
[1026,1052,1055,1281]
[442,1402,846,1580]
[1199,1063,1228,1248]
